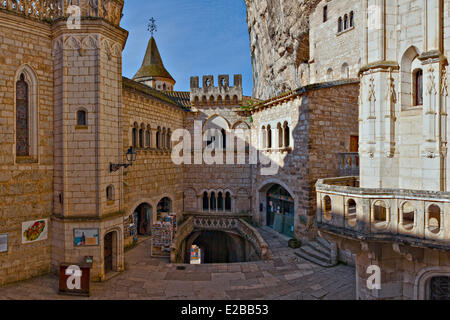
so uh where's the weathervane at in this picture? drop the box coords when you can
[148,17,157,37]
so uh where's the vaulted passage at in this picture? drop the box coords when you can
[183,231,258,264]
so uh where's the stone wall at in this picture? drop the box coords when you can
[0,12,54,286]
[122,84,185,226]
[251,81,359,240]
[183,100,252,214]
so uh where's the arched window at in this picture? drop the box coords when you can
[401,202,415,230]
[161,128,166,149]
[217,96,223,105]
[139,125,144,148]
[132,123,138,148]
[157,197,172,221]
[218,192,224,211]
[414,69,423,106]
[203,192,209,211]
[344,14,348,30]
[261,126,267,149]
[277,123,283,148]
[428,205,441,234]
[225,192,232,211]
[338,17,343,33]
[77,109,87,126]
[202,96,207,105]
[342,63,350,79]
[267,125,272,149]
[209,96,215,105]
[166,129,171,149]
[194,96,200,106]
[347,199,357,225]
[327,68,334,81]
[210,192,216,211]
[283,122,290,148]
[350,11,354,27]
[225,95,230,105]
[146,126,151,148]
[156,127,161,149]
[106,185,115,201]
[221,128,226,149]
[323,5,328,22]
[232,95,238,105]
[373,201,388,225]
[16,74,29,157]
[163,83,167,91]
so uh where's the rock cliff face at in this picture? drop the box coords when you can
[245,0,322,100]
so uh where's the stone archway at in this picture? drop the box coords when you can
[261,184,295,238]
[133,203,153,236]
[103,228,122,275]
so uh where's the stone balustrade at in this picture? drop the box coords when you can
[170,213,269,263]
[0,0,123,25]
[316,177,450,250]
[338,152,359,176]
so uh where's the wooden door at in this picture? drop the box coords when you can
[104,233,113,273]
[350,136,359,153]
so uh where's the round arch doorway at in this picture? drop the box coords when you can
[266,184,294,238]
[134,203,152,236]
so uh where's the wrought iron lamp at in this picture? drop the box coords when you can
[110,147,137,172]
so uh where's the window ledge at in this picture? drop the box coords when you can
[337,26,355,36]
[75,125,88,130]
[107,200,115,206]
[15,156,38,164]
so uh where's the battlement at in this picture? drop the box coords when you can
[190,74,243,106]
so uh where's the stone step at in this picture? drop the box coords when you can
[316,237,333,250]
[295,247,337,268]
[307,240,331,257]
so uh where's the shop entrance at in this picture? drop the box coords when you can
[104,232,113,274]
[266,184,295,238]
[134,203,152,236]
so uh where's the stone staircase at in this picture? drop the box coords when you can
[295,237,338,268]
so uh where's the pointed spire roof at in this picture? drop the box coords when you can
[133,36,175,83]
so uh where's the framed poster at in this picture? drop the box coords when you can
[74,229,99,247]
[0,234,7,253]
[22,219,48,244]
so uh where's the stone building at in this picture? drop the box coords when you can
[315,0,450,299]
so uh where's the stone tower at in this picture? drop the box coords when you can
[51,0,128,280]
[133,36,176,91]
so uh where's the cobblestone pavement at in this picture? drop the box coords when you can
[0,227,356,300]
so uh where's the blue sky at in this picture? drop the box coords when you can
[121,0,253,96]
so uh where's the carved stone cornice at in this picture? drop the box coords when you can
[359,61,400,75]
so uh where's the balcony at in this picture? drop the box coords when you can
[315,177,450,251]
[338,153,359,176]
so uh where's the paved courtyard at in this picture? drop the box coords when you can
[0,228,356,300]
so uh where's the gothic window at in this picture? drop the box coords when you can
[342,63,350,79]
[162,128,166,149]
[77,109,87,126]
[166,129,171,149]
[283,121,290,148]
[156,127,161,149]
[415,69,423,106]
[277,123,283,148]
[323,5,328,22]
[139,125,144,148]
[267,125,272,149]
[210,192,216,211]
[145,127,151,148]
[218,192,224,211]
[221,128,226,149]
[203,192,209,211]
[16,74,29,157]
[132,127,137,148]
[225,192,232,211]
[350,11,354,27]
[225,95,230,105]
[344,14,349,30]
[232,95,238,105]
[261,126,267,149]
[338,17,343,32]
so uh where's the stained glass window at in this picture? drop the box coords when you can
[16,74,29,157]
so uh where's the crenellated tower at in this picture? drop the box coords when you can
[190,74,243,106]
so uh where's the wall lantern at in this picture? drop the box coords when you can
[110,147,137,172]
